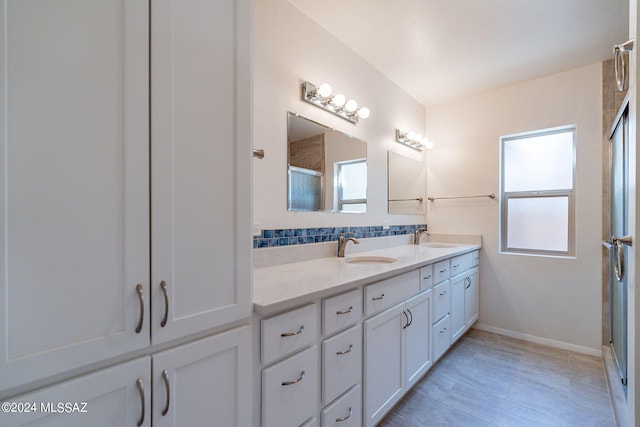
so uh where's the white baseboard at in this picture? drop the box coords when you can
[473,323,602,358]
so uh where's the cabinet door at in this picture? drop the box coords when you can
[152,326,251,427]
[363,303,404,427]
[151,0,252,343]
[0,0,150,392]
[464,267,480,326]
[404,290,432,389]
[450,274,466,343]
[0,357,151,427]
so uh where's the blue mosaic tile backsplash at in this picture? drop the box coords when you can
[253,224,427,248]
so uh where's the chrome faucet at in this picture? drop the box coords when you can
[414,228,430,245]
[338,235,359,257]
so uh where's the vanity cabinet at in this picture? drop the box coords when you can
[0,0,252,424]
[363,289,432,427]
[451,265,480,344]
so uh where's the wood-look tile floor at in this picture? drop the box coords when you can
[378,329,615,427]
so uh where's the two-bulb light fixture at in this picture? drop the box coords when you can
[395,129,434,152]
[302,81,370,124]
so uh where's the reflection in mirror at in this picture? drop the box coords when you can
[288,113,367,212]
[388,151,426,215]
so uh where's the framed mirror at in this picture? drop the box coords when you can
[388,151,426,215]
[287,113,367,213]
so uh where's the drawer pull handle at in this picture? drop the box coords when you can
[281,325,304,337]
[135,284,144,333]
[424,274,432,279]
[161,369,170,416]
[136,378,145,427]
[281,370,305,386]
[336,306,353,315]
[440,291,447,296]
[453,264,460,268]
[439,269,447,273]
[336,406,353,422]
[160,280,169,327]
[440,328,447,334]
[336,344,353,355]
[372,294,385,301]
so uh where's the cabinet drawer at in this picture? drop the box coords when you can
[432,315,451,362]
[432,280,450,323]
[419,265,433,290]
[433,259,450,284]
[262,346,319,427]
[365,270,420,316]
[322,385,361,427]
[323,289,362,336]
[472,250,480,266]
[450,252,473,277]
[322,325,362,405]
[262,304,318,365]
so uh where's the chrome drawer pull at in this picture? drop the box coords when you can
[439,269,447,273]
[453,264,460,268]
[439,291,447,296]
[136,378,145,427]
[424,274,432,279]
[336,406,353,422]
[336,344,353,355]
[440,328,447,334]
[336,306,353,315]
[135,284,144,333]
[160,280,169,327]
[372,293,385,301]
[281,370,305,386]
[281,325,304,337]
[161,369,170,416]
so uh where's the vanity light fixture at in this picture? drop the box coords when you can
[395,129,434,152]
[302,80,370,124]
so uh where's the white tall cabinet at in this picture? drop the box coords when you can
[0,0,252,425]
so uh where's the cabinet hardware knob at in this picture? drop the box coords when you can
[372,294,385,301]
[135,284,144,334]
[336,344,353,355]
[281,325,304,337]
[281,370,305,386]
[161,369,170,416]
[160,281,169,327]
[336,406,353,422]
[336,306,353,315]
[136,378,145,427]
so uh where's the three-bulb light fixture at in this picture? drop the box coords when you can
[395,129,434,152]
[302,81,370,124]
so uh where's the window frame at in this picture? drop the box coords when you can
[499,125,576,257]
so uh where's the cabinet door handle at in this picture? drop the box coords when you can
[135,284,144,334]
[281,325,304,337]
[402,310,410,329]
[160,281,169,328]
[136,378,145,427]
[161,369,170,416]
[281,370,305,386]
[336,306,353,315]
[336,406,353,422]
[465,277,471,289]
[336,344,353,355]
[407,308,413,327]
[372,293,385,301]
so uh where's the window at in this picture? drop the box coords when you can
[336,159,367,212]
[500,126,575,256]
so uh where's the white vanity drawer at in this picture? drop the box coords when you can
[262,304,318,365]
[433,259,450,284]
[472,250,480,266]
[365,270,420,316]
[432,280,450,323]
[322,385,361,427]
[432,315,451,362]
[322,325,362,405]
[450,252,473,277]
[262,346,319,427]
[323,288,362,336]
[419,264,434,290]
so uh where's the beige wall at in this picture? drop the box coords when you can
[426,63,603,354]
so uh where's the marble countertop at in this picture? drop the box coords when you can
[253,243,481,316]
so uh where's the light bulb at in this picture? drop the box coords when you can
[357,107,370,119]
[317,83,332,98]
[331,93,346,107]
[424,139,434,149]
[345,99,358,112]
[414,133,423,142]
[407,131,416,141]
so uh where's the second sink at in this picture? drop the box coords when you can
[344,256,397,265]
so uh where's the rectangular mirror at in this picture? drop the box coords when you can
[388,151,426,215]
[288,112,367,213]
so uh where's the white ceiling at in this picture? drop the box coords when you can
[289,0,629,107]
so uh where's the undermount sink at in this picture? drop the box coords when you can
[421,242,459,248]
[344,256,397,264]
